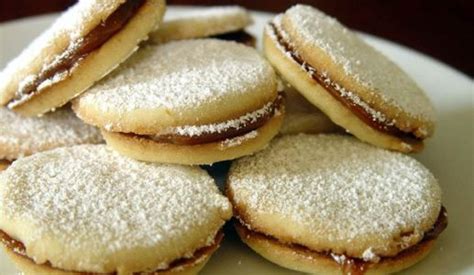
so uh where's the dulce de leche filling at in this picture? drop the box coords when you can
[269,23,421,142]
[0,160,11,171]
[8,0,146,108]
[127,92,284,146]
[212,30,256,47]
[0,230,223,274]
[237,206,447,275]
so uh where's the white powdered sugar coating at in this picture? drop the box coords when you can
[0,0,122,103]
[330,253,347,265]
[164,6,248,22]
[229,134,442,257]
[162,95,280,137]
[0,107,102,160]
[362,247,380,262]
[284,5,435,121]
[219,130,258,150]
[77,39,276,113]
[0,145,231,271]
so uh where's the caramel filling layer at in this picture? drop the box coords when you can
[0,160,11,171]
[212,30,256,47]
[127,92,284,146]
[0,230,223,274]
[269,23,421,141]
[8,0,146,108]
[237,206,447,275]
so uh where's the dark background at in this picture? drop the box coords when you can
[1,0,473,77]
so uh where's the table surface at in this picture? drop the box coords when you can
[0,0,473,77]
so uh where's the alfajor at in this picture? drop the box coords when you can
[280,84,341,135]
[73,39,284,165]
[0,106,102,166]
[150,6,255,46]
[228,134,447,275]
[0,144,232,274]
[0,0,165,116]
[264,5,436,152]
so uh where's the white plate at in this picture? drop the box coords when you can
[0,6,473,275]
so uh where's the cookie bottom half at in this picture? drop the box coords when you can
[1,231,223,275]
[235,220,441,275]
[102,109,284,165]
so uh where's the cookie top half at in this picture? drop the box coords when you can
[275,5,435,137]
[150,6,253,44]
[0,107,102,160]
[227,134,442,259]
[0,144,231,273]
[73,39,278,135]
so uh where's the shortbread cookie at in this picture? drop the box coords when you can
[280,85,341,135]
[0,0,165,116]
[0,106,102,161]
[0,145,232,274]
[150,6,255,46]
[73,39,283,165]
[227,134,447,274]
[264,5,436,152]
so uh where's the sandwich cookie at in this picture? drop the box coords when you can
[280,84,341,135]
[264,5,436,152]
[227,134,447,275]
[0,106,102,163]
[73,39,283,165]
[0,145,232,274]
[150,6,255,46]
[0,0,165,116]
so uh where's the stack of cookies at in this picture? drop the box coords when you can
[0,2,446,275]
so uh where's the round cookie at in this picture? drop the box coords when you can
[0,0,165,116]
[149,6,254,46]
[0,106,102,161]
[0,144,232,274]
[264,5,436,152]
[227,134,447,274]
[73,39,283,165]
[280,84,341,135]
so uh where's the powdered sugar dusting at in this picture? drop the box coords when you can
[0,107,102,160]
[162,94,280,137]
[36,70,69,91]
[219,130,258,150]
[284,5,435,121]
[76,39,276,114]
[164,6,248,22]
[229,134,442,257]
[0,145,231,271]
[331,253,347,265]
[362,247,380,262]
